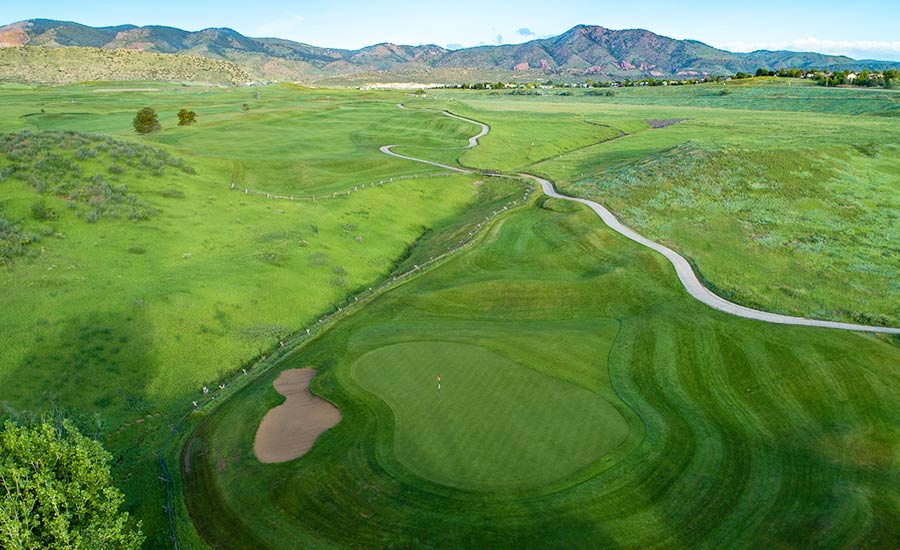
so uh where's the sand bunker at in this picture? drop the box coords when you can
[253,368,341,464]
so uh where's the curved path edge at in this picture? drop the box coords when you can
[385,104,900,335]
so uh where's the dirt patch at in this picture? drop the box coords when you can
[253,368,341,464]
[645,119,687,129]
[0,23,30,47]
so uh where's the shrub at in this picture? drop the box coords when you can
[84,206,102,224]
[0,214,39,265]
[256,250,285,266]
[177,109,198,126]
[132,107,161,134]
[73,147,97,160]
[0,130,185,223]
[30,200,56,221]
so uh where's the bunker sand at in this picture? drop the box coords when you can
[254,368,341,464]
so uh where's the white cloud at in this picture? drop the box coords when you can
[253,12,305,39]
[717,37,900,61]
[517,28,536,37]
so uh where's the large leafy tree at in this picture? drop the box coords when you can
[132,107,160,134]
[0,421,143,549]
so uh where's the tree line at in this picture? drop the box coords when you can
[132,107,197,134]
[732,67,899,88]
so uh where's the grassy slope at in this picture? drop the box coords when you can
[186,195,900,549]
[0,46,251,85]
[184,82,900,548]
[5,79,900,547]
[420,80,900,326]
[593,77,900,115]
[0,83,526,545]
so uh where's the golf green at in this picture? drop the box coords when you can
[352,341,630,490]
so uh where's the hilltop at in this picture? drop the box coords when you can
[1,19,899,84]
[0,46,251,85]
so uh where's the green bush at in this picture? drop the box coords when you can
[177,109,197,126]
[0,420,143,549]
[0,214,39,265]
[132,107,160,134]
[0,130,197,223]
[29,200,56,221]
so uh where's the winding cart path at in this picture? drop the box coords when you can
[383,105,900,335]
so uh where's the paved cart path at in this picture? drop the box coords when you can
[382,105,900,335]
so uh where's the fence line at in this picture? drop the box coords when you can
[229,172,458,202]
[156,452,179,550]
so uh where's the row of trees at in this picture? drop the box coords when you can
[452,82,508,90]
[815,69,899,88]
[445,65,900,91]
[733,68,805,79]
[132,107,198,134]
[733,67,899,88]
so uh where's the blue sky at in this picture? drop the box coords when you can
[4,0,900,60]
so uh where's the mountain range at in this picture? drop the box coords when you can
[2,19,899,84]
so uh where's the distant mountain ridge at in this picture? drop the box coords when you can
[2,19,898,84]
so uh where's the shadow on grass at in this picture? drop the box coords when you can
[1,310,158,428]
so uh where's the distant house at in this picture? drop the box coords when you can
[847,72,858,83]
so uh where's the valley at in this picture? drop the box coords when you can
[1,15,899,547]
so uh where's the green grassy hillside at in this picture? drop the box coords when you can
[3,78,900,548]
[408,80,900,326]
[183,83,900,548]
[0,82,525,545]
[186,193,900,548]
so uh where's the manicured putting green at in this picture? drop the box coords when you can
[352,341,629,490]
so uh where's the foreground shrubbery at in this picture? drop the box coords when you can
[0,213,40,266]
[0,130,195,223]
[0,420,143,549]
